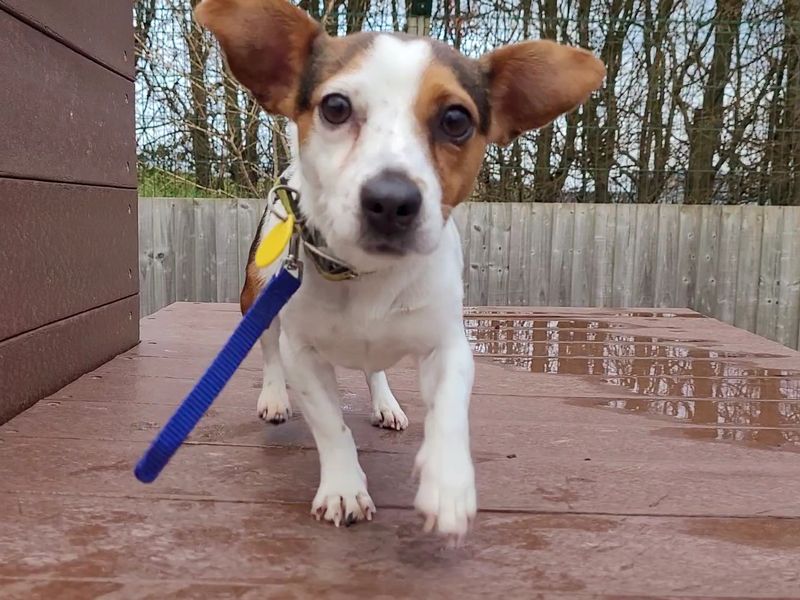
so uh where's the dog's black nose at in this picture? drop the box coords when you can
[360,171,422,237]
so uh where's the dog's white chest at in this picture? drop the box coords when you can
[285,288,438,371]
[277,220,465,372]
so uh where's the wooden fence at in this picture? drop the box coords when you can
[138,199,800,350]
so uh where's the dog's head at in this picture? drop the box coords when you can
[197,0,604,270]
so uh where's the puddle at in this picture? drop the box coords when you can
[669,426,800,451]
[466,317,777,359]
[470,315,800,451]
[464,309,705,319]
[576,398,800,426]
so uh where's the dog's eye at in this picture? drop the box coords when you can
[439,106,473,143]
[320,93,352,125]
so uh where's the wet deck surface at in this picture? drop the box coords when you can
[2,303,800,598]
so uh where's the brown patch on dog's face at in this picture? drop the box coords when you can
[293,32,377,147]
[414,59,488,211]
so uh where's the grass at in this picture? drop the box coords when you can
[137,167,264,198]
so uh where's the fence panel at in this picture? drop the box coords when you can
[138,199,800,350]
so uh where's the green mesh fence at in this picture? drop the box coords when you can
[135,0,800,204]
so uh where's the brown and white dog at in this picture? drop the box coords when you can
[195,0,604,539]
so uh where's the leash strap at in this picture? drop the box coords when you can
[134,266,301,483]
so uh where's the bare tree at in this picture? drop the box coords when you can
[765,0,800,205]
[582,0,637,203]
[134,0,157,76]
[347,0,371,32]
[185,0,213,188]
[221,74,242,183]
[685,0,744,204]
[134,0,800,205]
[243,96,262,187]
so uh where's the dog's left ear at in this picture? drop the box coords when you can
[480,40,605,145]
[195,0,323,118]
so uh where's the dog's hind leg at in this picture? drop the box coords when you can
[366,371,408,431]
[256,319,292,424]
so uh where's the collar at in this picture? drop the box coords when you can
[270,176,368,282]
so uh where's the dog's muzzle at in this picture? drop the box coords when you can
[359,170,422,253]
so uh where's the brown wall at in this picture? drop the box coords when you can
[0,2,139,423]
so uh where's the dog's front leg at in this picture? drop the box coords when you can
[281,335,375,527]
[366,371,408,431]
[415,330,476,538]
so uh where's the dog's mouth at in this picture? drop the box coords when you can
[359,237,409,257]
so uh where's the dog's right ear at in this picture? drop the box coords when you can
[195,0,323,118]
[479,40,605,145]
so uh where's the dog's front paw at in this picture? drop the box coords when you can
[414,442,476,540]
[312,470,376,527]
[256,386,292,424]
[371,402,409,431]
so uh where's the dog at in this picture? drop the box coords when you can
[195,0,604,539]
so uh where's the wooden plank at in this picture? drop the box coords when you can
[451,203,472,298]
[0,295,138,423]
[151,198,176,314]
[632,204,658,307]
[675,206,701,308]
[527,203,553,306]
[193,200,217,303]
[487,203,512,305]
[734,206,763,332]
[714,205,742,326]
[466,202,491,306]
[693,205,721,317]
[0,0,134,79]
[507,204,531,305]
[776,207,800,349]
[174,200,196,302]
[756,206,782,339]
[215,199,241,304]
[0,11,135,187]
[138,197,156,319]
[570,203,595,307]
[590,204,616,306]
[654,204,680,308]
[548,203,575,305]
[611,204,637,307]
[0,179,138,341]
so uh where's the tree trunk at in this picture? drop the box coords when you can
[273,117,291,178]
[346,0,369,33]
[581,0,635,204]
[299,0,322,19]
[133,0,156,76]
[323,0,344,35]
[244,95,261,190]
[186,0,212,188]
[777,0,800,205]
[636,0,674,203]
[390,0,400,31]
[532,0,557,203]
[223,73,247,189]
[685,0,744,205]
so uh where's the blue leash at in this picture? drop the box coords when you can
[134,266,301,484]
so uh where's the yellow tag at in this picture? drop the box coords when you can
[254,214,295,268]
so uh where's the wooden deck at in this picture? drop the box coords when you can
[2,303,800,598]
